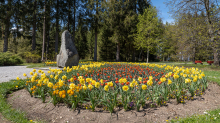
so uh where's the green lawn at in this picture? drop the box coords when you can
[0,61,220,123]
[20,63,45,68]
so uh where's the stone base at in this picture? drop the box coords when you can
[57,54,79,68]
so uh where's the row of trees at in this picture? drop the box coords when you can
[0,0,156,62]
[163,0,220,65]
[0,0,219,65]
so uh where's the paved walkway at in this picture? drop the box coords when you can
[0,66,61,83]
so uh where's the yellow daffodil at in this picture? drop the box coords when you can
[100,79,104,84]
[173,74,179,79]
[58,79,64,87]
[138,77,142,82]
[107,81,113,87]
[70,77,74,82]
[86,78,91,83]
[47,82,53,88]
[147,80,153,86]
[80,79,85,85]
[62,75,67,80]
[104,85,109,91]
[149,76,153,80]
[83,84,87,90]
[142,84,147,90]
[122,85,129,91]
[69,83,76,90]
[88,84,93,90]
[185,78,191,83]
[38,80,42,85]
[50,75,54,78]
[95,82,100,88]
[30,72,34,75]
[54,75,58,80]
[130,83,134,88]
[168,79,172,85]
[183,74,187,78]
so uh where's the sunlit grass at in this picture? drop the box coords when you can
[170,108,220,123]
[21,63,45,68]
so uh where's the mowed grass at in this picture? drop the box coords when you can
[0,61,220,123]
[21,63,45,68]
[169,108,220,123]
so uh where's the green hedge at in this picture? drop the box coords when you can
[0,52,23,66]
[18,52,41,63]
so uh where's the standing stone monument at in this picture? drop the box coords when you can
[57,30,79,68]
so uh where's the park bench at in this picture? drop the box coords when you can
[195,60,203,65]
[207,61,214,65]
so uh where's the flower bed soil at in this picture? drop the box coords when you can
[7,82,220,123]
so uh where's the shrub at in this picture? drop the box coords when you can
[0,52,23,66]
[18,52,41,63]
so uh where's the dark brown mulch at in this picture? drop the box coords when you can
[7,82,220,123]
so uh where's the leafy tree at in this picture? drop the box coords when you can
[134,6,159,63]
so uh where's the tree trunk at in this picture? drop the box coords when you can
[192,47,196,62]
[42,2,46,61]
[213,48,219,66]
[68,1,70,32]
[94,0,98,61]
[116,42,120,62]
[94,31,97,61]
[3,20,9,52]
[72,0,75,46]
[3,1,11,52]
[204,0,219,66]
[132,46,135,62]
[32,0,36,51]
[1,23,4,40]
[46,31,50,60]
[55,0,59,54]
[139,48,142,61]
[146,48,149,63]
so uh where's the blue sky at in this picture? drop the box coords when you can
[151,0,174,24]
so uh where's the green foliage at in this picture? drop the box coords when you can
[0,51,23,66]
[98,24,116,61]
[134,5,160,51]
[18,52,41,63]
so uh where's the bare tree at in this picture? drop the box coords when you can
[166,0,220,65]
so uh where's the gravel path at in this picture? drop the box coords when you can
[0,66,35,83]
[0,66,58,83]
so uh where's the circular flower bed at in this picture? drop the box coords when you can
[19,62,207,114]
